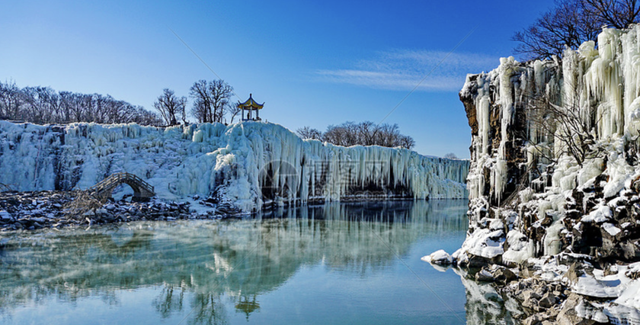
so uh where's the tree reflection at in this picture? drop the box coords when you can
[153,285,186,319]
[0,200,468,324]
[190,292,228,325]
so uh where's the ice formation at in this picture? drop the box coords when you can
[452,24,640,322]
[0,121,469,212]
[458,24,640,262]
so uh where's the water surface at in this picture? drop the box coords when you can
[0,200,502,325]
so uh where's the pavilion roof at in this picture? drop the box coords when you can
[237,94,264,110]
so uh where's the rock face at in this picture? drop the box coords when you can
[0,121,469,212]
[457,26,640,267]
[454,25,640,323]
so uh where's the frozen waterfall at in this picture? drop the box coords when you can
[0,121,469,212]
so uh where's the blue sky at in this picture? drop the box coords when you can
[0,0,556,158]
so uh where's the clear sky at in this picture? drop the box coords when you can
[0,0,556,158]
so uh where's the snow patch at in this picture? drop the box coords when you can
[582,205,612,223]
[421,249,453,265]
[602,223,622,236]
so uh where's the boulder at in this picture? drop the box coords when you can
[475,268,495,282]
[421,249,453,265]
[494,267,518,284]
[538,293,558,309]
[556,294,609,325]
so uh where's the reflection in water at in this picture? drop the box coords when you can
[452,268,524,325]
[0,200,499,324]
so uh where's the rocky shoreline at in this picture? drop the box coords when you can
[0,190,446,232]
[425,248,639,324]
[0,190,234,232]
[427,25,640,325]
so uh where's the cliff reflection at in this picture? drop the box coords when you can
[0,200,467,324]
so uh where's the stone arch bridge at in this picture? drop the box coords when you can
[88,172,155,202]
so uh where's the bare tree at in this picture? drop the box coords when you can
[0,81,23,120]
[190,80,210,123]
[303,121,415,149]
[583,0,640,29]
[189,80,234,123]
[0,81,162,126]
[444,153,458,159]
[131,106,164,126]
[514,0,640,60]
[154,89,187,126]
[527,93,599,167]
[323,124,349,146]
[210,80,233,123]
[229,101,242,124]
[296,126,323,140]
[513,0,601,60]
[398,135,415,150]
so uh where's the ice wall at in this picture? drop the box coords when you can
[461,25,640,205]
[457,25,640,263]
[0,121,469,212]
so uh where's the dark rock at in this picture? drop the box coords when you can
[494,267,518,284]
[541,213,554,227]
[538,293,558,309]
[464,253,501,268]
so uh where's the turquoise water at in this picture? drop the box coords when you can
[0,200,499,325]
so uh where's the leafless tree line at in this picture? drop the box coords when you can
[154,79,240,126]
[0,81,163,126]
[513,0,640,60]
[296,121,415,150]
[0,78,242,127]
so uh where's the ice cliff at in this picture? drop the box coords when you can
[0,121,469,212]
[455,25,640,322]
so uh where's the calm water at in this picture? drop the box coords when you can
[0,200,518,325]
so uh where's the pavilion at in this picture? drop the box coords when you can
[238,94,264,121]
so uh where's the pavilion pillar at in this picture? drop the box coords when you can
[237,94,264,122]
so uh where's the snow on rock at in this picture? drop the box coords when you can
[605,302,640,325]
[582,205,612,223]
[449,23,640,324]
[572,273,625,299]
[574,299,610,323]
[602,222,622,237]
[455,21,640,272]
[502,230,534,265]
[458,227,505,259]
[421,249,453,265]
[0,121,469,212]
[606,280,640,324]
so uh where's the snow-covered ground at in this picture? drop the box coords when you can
[0,121,469,212]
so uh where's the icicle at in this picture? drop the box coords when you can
[0,121,469,212]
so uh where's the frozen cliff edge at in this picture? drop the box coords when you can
[443,25,640,323]
[0,120,469,212]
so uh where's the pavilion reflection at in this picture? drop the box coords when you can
[0,200,468,324]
